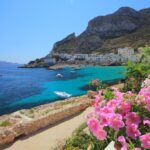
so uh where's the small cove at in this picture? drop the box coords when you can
[0,66,125,115]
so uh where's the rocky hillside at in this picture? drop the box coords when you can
[52,7,150,54]
[23,7,150,68]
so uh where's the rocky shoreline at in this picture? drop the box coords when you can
[21,47,139,69]
[0,95,92,147]
[48,63,81,70]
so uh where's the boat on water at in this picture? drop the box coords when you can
[54,91,72,98]
[70,70,76,73]
[56,74,63,78]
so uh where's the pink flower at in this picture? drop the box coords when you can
[86,75,150,147]
[86,111,96,119]
[99,113,110,126]
[138,86,150,110]
[109,113,124,131]
[98,106,114,127]
[141,77,150,87]
[118,136,127,150]
[127,91,133,96]
[98,91,102,96]
[125,112,141,125]
[94,105,101,114]
[92,91,104,107]
[134,148,141,150]
[92,98,99,107]
[114,91,124,101]
[107,99,119,109]
[126,124,141,140]
[140,133,150,149]
[119,102,131,115]
[143,118,150,127]
[98,99,106,108]
[95,95,101,102]
[94,127,107,140]
[100,106,114,114]
[87,118,99,133]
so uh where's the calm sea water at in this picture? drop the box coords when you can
[0,66,125,115]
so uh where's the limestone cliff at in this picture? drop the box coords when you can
[52,7,150,54]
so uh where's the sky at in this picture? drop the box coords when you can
[0,0,150,63]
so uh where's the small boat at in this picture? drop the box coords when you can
[56,74,63,78]
[70,70,75,73]
[54,91,72,98]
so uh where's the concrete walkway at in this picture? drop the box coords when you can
[3,107,92,150]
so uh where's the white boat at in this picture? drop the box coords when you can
[54,91,72,98]
[56,74,63,78]
[70,70,75,73]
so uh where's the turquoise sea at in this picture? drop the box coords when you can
[0,66,125,115]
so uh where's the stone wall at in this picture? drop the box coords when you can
[0,96,92,147]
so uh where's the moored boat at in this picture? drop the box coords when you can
[54,91,72,98]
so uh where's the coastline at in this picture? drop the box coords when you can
[48,63,82,70]
[20,56,125,69]
[47,63,125,70]
[0,83,123,147]
[20,63,95,70]
[0,95,92,147]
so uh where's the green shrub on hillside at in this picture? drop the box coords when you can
[123,61,149,92]
[123,46,150,93]
[139,45,150,64]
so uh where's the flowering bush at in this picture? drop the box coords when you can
[89,79,106,91]
[87,75,150,150]
[123,61,149,93]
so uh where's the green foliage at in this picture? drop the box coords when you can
[123,46,150,93]
[103,88,114,101]
[139,45,150,64]
[64,123,92,150]
[0,120,11,127]
[73,123,87,135]
[65,132,92,150]
[63,123,110,150]
[89,79,106,91]
[123,60,150,93]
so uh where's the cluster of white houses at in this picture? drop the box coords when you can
[44,47,138,65]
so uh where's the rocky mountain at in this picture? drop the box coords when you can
[23,7,150,67]
[52,7,150,54]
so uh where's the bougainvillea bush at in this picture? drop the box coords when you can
[87,75,150,150]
